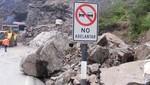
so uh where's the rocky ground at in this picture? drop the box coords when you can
[20,31,150,85]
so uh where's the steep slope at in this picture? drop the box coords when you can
[0,0,29,29]
[0,0,29,18]
[26,0,113,26]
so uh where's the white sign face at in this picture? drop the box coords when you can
[73,2,98,42]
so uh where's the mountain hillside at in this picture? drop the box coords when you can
[0,0,29,18]
[0,0,114,26]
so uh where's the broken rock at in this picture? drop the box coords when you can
[89,45,109,63]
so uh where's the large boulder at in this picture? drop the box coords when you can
[97,33,129,48]
[29,31,62,48]
[101,60,145,85]
[39,34,70,74]
[21,53,46,77]
[21,31,70,77]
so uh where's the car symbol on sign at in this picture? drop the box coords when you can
[79,12,84,17]
[79,12,93,18]
[87,12,93,18]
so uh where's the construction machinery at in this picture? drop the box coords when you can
[0,22,27,47]
[0,12,27,46]
[0,24,20,47]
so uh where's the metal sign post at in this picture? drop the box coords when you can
[81,44,88,85]
[73,2,98,85]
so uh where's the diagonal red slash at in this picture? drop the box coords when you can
[79,7,93,22]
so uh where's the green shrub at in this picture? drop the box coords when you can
[99,0,150,40]
[99,2,126,34]
[141,13,150,32]
[129,0,150,39]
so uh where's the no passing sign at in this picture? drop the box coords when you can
[73,2,98,42]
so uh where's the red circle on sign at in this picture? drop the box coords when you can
[75,4,96,26]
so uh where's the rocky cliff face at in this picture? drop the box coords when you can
[0,0,29,18]
[26,0,73,26]
[26,0,111,26]
[0,0,29,29]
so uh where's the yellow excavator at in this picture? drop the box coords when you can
[0,24,19,47]
[0,13,27,46]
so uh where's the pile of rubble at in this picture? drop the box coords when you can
[21,31,136,85]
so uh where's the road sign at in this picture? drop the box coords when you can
[73,2,98,42]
